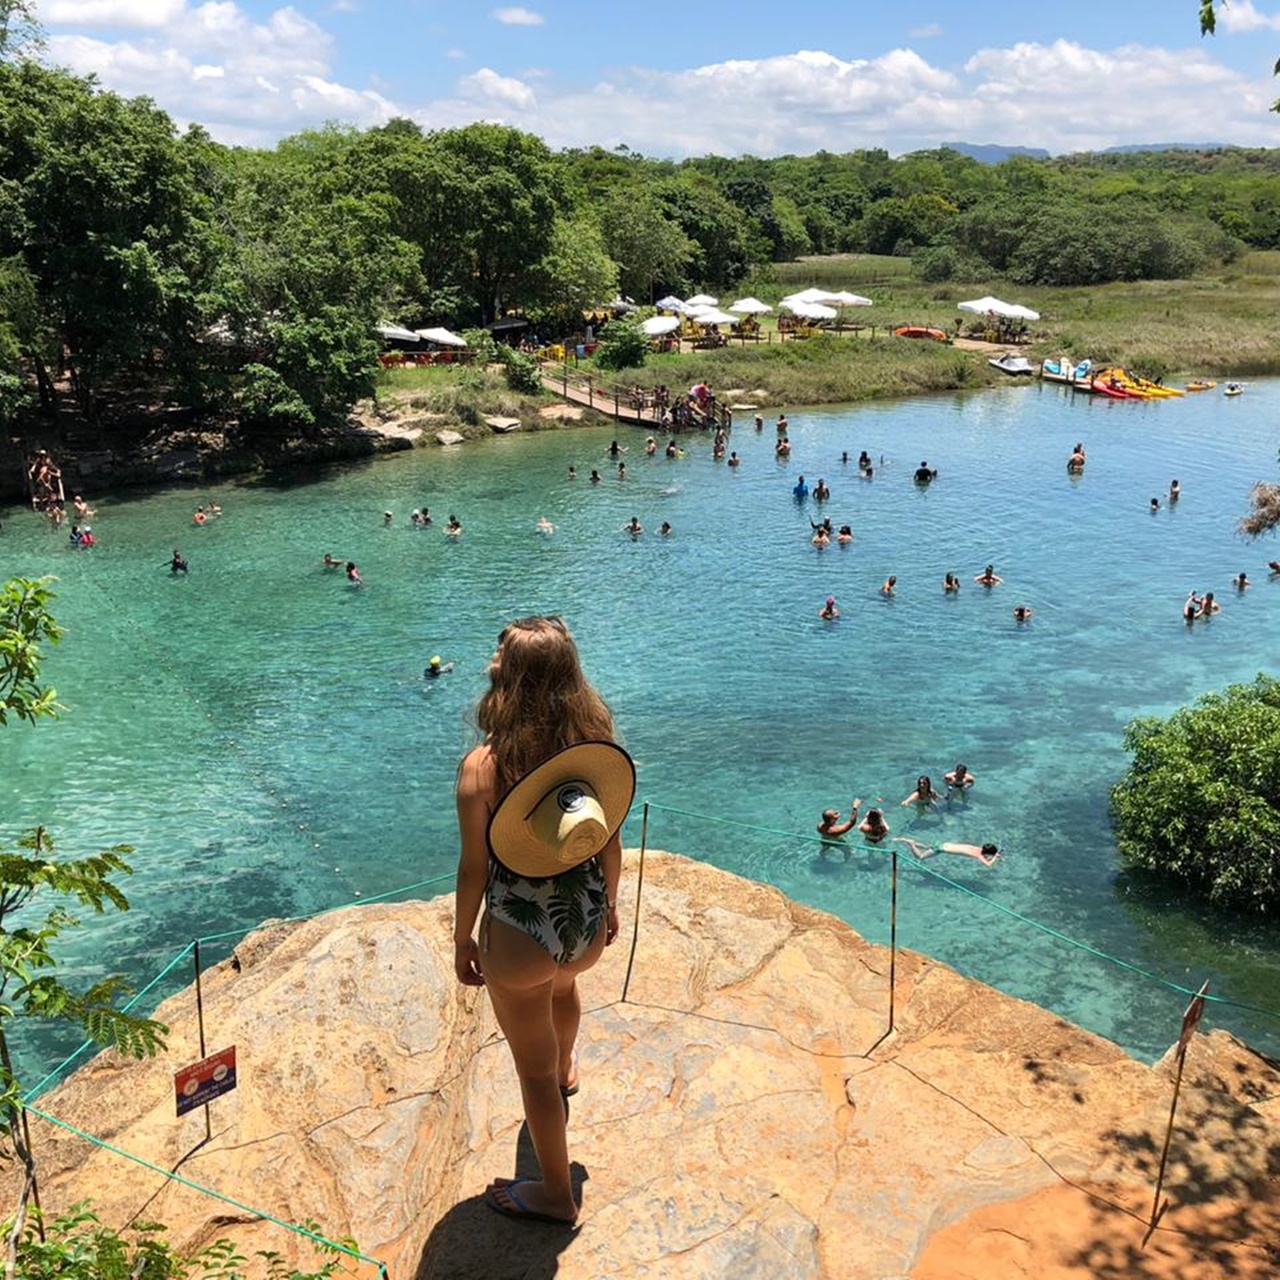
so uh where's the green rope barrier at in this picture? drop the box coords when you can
[25,1104,388,1275]
[195,871,457,945]
[641,799,1280,1025]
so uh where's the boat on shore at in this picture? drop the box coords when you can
[989,353,1034,376]
[1041,357,1090,384]
[892,325,948,341]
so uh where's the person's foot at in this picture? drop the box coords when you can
[484,1178,578,1226]
[559,1049,580,1097]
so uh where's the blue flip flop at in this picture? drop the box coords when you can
[484,1179,578,1228]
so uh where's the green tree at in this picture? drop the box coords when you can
[1110,674,1280,912]
[526,214,618,326]
[0,578,167,1277]
[593,319,647,371]
[431,124,562,321]
[599,192,694,302]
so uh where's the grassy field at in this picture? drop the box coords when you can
[371,252,1280,424]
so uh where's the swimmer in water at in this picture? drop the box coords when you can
[1183,590,1202,622]
[424,655,455,678]
[1013,604,1033,623]
[169,549,189,575]
[665,441,678,459]
[837,525,853,544]
[812,527,831,548]
[536,517,555,536]
[322,553,343,569]
[817,800,861,847]
[1150,497,1160,513]
[1067,445,1086,474]
[728,451,740,467]
[445,515,463,536]
[944,572,960,593]
[346,561,362,585]
[590,469,602,483]
[913,461,936,484]
[568,466,577,479]
[659,521,672,536]
[1269,562,1280,575]
[1201,591,1220,616]
[894,838,1000,867]
[776,437,791,457]
[644,437,657,456]
[617,462,626,479]
[1169,479,1181,504]
[841,451,850,465]
[880,575,897,597]
[793,476,809,498]
[1236,571,1250,591]
[754,414,764,431]
[813,478,830,501]
[975,565,1002,587]
[858,451,871,472]
[859,808,889,844]
[777,414,789,435]
[819,595,839,619]
[900,775,939,810]
[625,516,643,535]
[384,511,394,525]
[945,762,974,791]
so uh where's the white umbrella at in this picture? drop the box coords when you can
[642,315,681,336]
[655,295,686,312]
[416,327,468,347]
[782,300,837,320]
[729,297,773,314]
[689,307,739,326]
[827,291,873,307]
[608,296,638,313]
[782,288,844,306]
[1004,303,1041,321]
[376,323,420,343]
[685,293,718,307]
[958,296,1016,317]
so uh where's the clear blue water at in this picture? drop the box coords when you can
[4,379,1280,1082]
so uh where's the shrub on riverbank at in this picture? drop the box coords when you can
[1110,675,1280,912]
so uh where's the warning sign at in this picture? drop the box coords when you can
[175,1046,237,1117]
[1176,982,1209,1057]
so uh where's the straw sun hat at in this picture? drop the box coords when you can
[487,741,636,879]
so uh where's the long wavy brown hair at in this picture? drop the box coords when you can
[476,616,616,793]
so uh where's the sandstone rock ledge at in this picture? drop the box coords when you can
[19,852,1280,1279]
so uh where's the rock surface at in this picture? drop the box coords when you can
[18,852,1280,1279]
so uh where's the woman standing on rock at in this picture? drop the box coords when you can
[454,616,635,1227]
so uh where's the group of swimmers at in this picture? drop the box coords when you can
[816,764,998,866]
[818,564,1031,621]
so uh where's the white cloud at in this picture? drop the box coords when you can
[1216,1,1280,32]
[909,23,942,38]
[42,0,185,25]
[34,13,1280,157]
[492,6,543,25]
[458,66,536,111]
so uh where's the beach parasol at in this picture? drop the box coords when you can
[782,300,837,320]
[655,295,686,312]
[729,297,773,314]
[685,293,718,307]
[688,307,738,326]
[826,291,873,307]
[415,327,468,347]
[642,315,681,336]
[376,323,420,343]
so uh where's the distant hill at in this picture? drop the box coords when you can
[1097,142,1230,154]
[941,142,1050,163]
[942,141,1232,164]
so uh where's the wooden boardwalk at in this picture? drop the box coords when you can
[540,368,730,431]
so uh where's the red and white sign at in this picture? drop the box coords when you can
[175,1046,237,1117]
[1176,982,1209,1057]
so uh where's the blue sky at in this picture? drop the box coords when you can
[32,1,1280,153]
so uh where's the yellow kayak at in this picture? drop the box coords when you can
[1186,379,1216,392]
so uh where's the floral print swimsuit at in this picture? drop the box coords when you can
[484,855,608,964]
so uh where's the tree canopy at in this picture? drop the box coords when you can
[1111,675,1280,912]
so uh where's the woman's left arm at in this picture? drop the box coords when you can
[600,829,623,945]
[454,749,494,985]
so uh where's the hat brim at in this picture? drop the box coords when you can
[487,741,636,878]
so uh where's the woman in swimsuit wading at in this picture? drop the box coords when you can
[454,616,633,1227]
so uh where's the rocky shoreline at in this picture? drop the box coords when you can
[11,850,1278,1279]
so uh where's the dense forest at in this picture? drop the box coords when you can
[1,42,1277,436]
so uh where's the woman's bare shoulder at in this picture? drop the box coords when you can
[457,743,497,797]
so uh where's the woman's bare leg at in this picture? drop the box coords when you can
[552,973,581,1090]
[481,918,605,1220]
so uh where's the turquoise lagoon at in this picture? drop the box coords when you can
[4,378,1280,1079]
